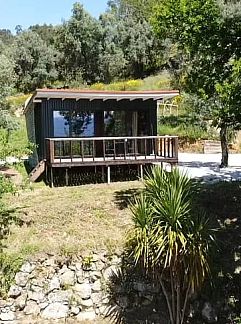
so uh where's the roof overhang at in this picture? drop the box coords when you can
[24,89,180,113]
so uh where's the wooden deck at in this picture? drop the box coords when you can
[46,136,178,167]
[44,136,178,186]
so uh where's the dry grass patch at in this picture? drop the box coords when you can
[3,181,142,259]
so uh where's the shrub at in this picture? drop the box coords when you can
[127,167,216,324]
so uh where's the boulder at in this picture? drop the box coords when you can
[41,302,69,319]
[48,276,60,292]
[15,293,27,310]
[20,262,35,274]
[24,301,40,315]
[73,283,91,299]
[0,311,15,321]
[28,291,46,303]
[79,298,93,308]
[8,285,22,298]
[48,290,72,304]
[91,280,101,292]
[15,272,29,287]
[60,270,75,287]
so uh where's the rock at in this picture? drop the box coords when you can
[30,284,43,293]
[99,305,112,317]
[41,302,69,319]
[48,291,72,304]
[75,263,82,271]
[110,255,121,265]
[59,265,68,274]
[15,293,27,310]
[24,301,40,315]
[202,302,218,323]
[20,262,35,273]
[70,306,80,315]
[8,285,21,298]
[0,311,15,321]
[76,310,96,321]
[48,276,60,292]
[103,265,119,281]
[96,260,105,271]
[15,272,29,287]
[39,302,49,310]
[44,258,56,267]
[60,270,75,286]
[92,254,99,262]
[73,283,91,299]
[90,271,102,281]
[91,280,101,292]
[91,293,102,305]
[28,291,46,303]
[101,295,110,305]
[68,264,76,271]
[31,279,44,288]
[79,298,93,308]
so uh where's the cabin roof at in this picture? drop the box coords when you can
[24,88,180,112]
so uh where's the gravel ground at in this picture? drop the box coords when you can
[177,153,241,182]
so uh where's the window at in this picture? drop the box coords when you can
[53,111,94,137]
[53,111,70,137]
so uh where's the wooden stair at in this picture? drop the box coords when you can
[29,160,46,182]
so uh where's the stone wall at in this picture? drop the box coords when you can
[0,252,162,323]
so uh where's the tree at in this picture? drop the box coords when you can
[29,24,56,46]
[0,29,13,46]
[128,167,215,324]
[101,0,162,80]
[11,31,58,92]
[99,8,127,83]
[55,3,102,84]
[151,0,241,166]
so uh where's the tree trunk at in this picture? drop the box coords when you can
[220,124,228,168]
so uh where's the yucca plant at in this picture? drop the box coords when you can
[128,167,215,324]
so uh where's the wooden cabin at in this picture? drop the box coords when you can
[24,89,179,186]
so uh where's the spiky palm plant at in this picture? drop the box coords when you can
[128,167,215,324]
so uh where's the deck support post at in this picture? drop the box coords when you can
[140,164,143,181]
[101,166,105,182]
[107,166,111,184]
[65,168,69,186]
[50,167,54,188]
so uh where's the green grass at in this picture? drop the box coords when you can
[3,181,142,260]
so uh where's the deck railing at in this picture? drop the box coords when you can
[46,136,178,165]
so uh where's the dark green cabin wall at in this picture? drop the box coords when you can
[34,98,157,160]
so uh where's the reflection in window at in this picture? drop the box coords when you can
[53,111,70,137]
[104,111,130,137]
[53,111,94,137]
[71,111,94,137]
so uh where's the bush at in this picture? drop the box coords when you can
[0,253,23,297]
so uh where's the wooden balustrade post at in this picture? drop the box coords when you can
[49,140,54,164]
[174,137,178,159]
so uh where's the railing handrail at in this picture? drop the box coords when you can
[46,135,178,142]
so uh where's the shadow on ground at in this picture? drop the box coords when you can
[114,188,142,210]
[105,256,168,324]
[179,161,241,183]
[189,181,241,323]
